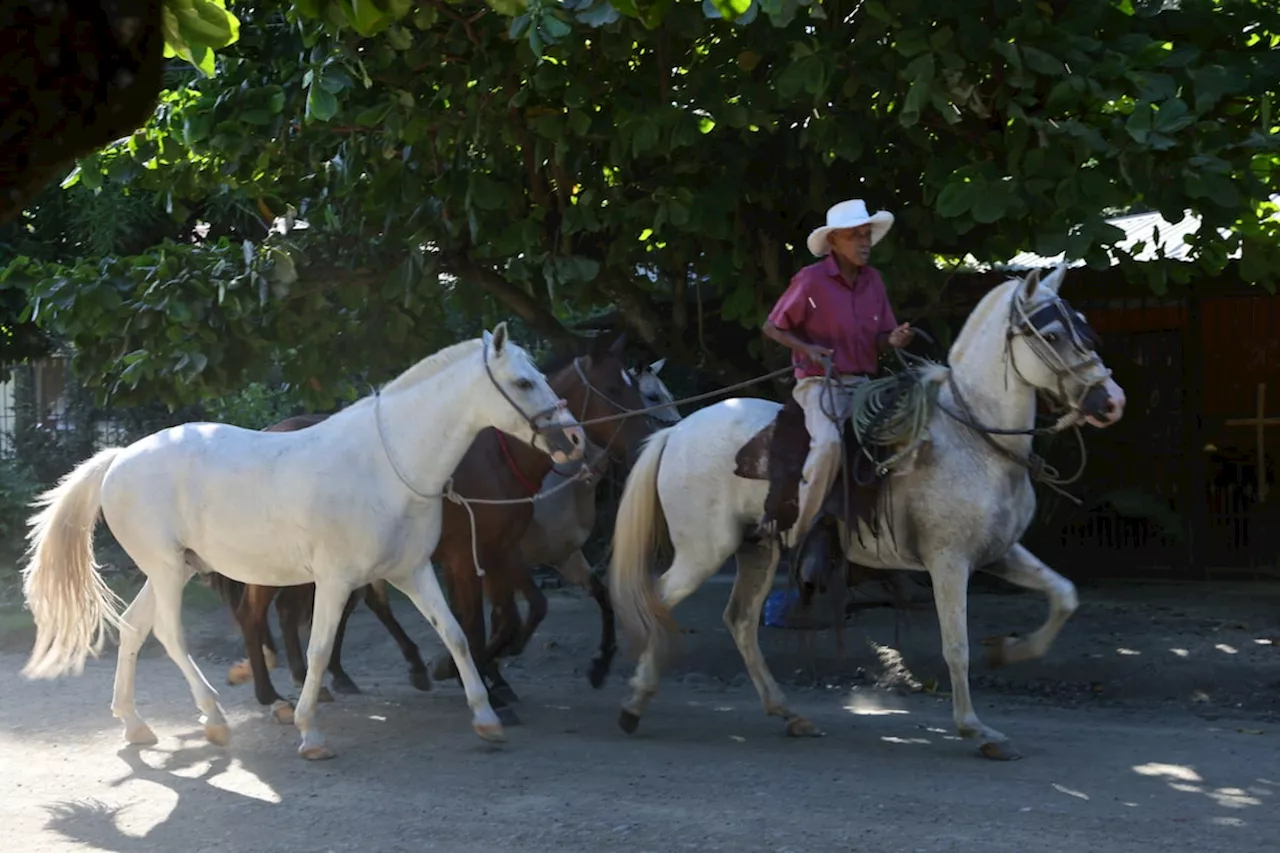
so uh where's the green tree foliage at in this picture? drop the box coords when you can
[2,0,1277,409]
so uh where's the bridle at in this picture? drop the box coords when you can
[569,357,663,455]
[373,339,572,499]
[1003,290,1111,418]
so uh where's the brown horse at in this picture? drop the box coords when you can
[215,332,659,723]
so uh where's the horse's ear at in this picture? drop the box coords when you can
[609,330,628,355]
[1020,269,1042,301]
[489,321,509,356]
[1043,261,1067,294]
[649,358,666,375]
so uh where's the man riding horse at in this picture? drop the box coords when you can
[762,199,916,560]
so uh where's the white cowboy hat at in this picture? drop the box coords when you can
[806,199,895,256]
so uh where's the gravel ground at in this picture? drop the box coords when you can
[2,573,1278,852]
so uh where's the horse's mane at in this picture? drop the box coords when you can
[338,337,486,416]
[947,277,1023,365]
[381,337,485,394]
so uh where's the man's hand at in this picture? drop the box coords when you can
[802,343,834,363]
[887,322,915,349]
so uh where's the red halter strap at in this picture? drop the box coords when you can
[495,430,540,496]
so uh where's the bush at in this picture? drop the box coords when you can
[0,454,40,551]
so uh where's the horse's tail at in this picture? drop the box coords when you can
[21,447,127,680]
[608,427,678,661]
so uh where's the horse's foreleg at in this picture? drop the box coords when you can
[111,579,159,745]
[326,589,364,695]
[724,540,823,737]
[227,585,279,686]
[571,553,618,689]
[979,544,1079,668]
[278,587,333,703]
[237,585,293,723]
[504,570,547,658]
[928,558,1017,760]
[292,580,352,760]
[391,562,505,744]
[363,580,432,692]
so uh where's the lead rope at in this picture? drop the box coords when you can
[372,387,593,578]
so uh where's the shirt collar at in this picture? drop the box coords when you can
[821,253,866,291]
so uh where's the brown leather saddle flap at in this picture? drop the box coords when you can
[733,394,887,539]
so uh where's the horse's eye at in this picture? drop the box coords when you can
[515,378,535,390]
[1044,333,1058,343]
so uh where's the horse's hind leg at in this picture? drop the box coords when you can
[111,580,159,745]
[147,569,232,747]
[620,548,725,734]
[725,540,822,737]
[363,580,432,692]
[503,570,547,658]
[551,550,616,686]
[928,556,1017,760]
[979,544,1079,668]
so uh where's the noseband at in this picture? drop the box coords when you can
[1005,291,1111,417]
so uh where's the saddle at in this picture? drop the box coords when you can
[733,369,942,550]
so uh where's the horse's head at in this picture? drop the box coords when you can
[1006,264,1125,428]
[548,330,661,464]
[481,322,586,463]
[629,358,683,425]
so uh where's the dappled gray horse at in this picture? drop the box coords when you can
[607,264,1126,760]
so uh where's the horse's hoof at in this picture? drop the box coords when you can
[982,633,1019,669]
[227,659,252,685]
[330,676,362,696]
[491,684,520,705]
[123,722,158,746]
[473,720,507,743]
[431,656,457,682]
[317,686,334,703]
[587,658,611,689]
[979,740,1022,761]
[270,701,295,725]
[495,705,522,727]
[785,717,825,738]
[203,722,232,747]
[299,743,335,761]
[409,669,433,692]
[618,710,641,735]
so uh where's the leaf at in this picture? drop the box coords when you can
[307,85,339,122]
[469,174,508,210]
[1125,102,1153,143]
[971,184,1009,224]
[575,0,621,26]
[1020,46,1063,76]
[709,0,752,20]
[631,118,660,155]
[1151,99,1194,135]
[936,181,978,217]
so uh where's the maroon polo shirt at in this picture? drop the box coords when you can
[767,254,898,379]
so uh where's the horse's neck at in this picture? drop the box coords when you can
[945,316,1037,460]
[511,438,556,484]
[377,363,484,494]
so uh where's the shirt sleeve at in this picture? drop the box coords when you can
[767,273,811,331]
[877,276,899,334]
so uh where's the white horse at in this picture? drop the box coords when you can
[629,358,682,425]
[607,265,1126,759]
[20,323,586,760]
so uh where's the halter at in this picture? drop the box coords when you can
[1004,290,1111,417]
[372,338,571,502]
[570,357,663,452]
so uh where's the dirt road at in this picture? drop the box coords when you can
[3,576,1278,852]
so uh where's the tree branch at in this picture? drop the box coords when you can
[443,253,580,345]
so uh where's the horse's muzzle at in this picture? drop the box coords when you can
[1080,377,1126,428]
[537,401,586,463]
